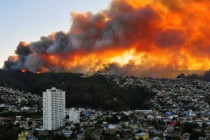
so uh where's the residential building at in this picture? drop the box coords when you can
[43,87,65,130]
[66,108,80,123]
[18,131,29,140]
[135,132,149,140]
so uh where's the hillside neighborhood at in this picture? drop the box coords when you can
[1,74,210,139]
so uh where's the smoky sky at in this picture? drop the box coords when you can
[3,0,210,78]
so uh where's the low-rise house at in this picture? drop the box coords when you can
[135,132,149,140]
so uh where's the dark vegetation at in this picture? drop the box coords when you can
[0,70,155,111]
[0,122,21,140]
[0,111,42,118]
[177,70,210,82]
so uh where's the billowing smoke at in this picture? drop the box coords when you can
[3,0,210,77]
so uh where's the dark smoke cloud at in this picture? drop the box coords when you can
[29,36,52,54]
[3,0,210,77]
[4,42,31,71]
[47,32,68,54]
[15,42,31,55]
[24,54,45,72]
[3,56,20,71]
[100,62,200,78]
[5,0,160,73]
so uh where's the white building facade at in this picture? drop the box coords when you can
[43,87,66,130]
[66,108,80,123]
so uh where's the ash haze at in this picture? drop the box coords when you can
[2,0,210,78]
[0,0,111,67]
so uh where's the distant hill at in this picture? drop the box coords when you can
[0,70,154,111]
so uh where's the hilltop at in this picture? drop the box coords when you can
[0,71,154,111]
[1,70,210,112]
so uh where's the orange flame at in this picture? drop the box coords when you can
[35,71,40,74]
[5,0,210,77]
[21,69,27,73]
[37,0,210,77]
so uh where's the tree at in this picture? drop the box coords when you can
[28,121,32,127]
[182,122,198,133]
[65,115,69,123]
[84,128,92,140]
[65,115,69,119]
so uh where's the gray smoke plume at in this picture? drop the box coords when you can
[3,0,210,78]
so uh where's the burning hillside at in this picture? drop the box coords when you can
[3,0,210,77]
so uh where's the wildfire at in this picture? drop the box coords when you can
[35,71,40,74]
[4,0,210,77]
[21,69,27,73]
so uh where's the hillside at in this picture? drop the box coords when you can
[0,70,154,111]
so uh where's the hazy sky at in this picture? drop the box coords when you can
[0,0,111,67]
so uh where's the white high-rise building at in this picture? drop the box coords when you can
[43,87,66,130]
